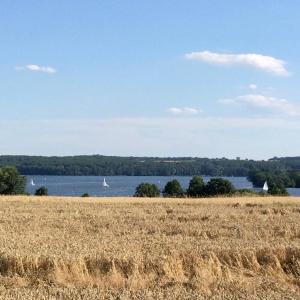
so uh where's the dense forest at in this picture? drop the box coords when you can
[1,155,299,177]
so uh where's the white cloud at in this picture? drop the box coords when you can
[167,107,200,115]
[15,64,57,74]
[220,94,300,116]
[168,107,182,115]
[249,84,257,90]
[185,51,289,76]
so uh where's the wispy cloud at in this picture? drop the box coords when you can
[249,84,257,90]
[185,51,289,76]
[167,107,200,115]
[219,94,300,116]
[15,64,57,74]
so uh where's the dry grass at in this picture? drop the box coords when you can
[0,195,300,299]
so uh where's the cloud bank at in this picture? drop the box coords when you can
[185,51,289,76]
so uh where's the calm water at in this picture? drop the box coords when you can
[25,176,300,197]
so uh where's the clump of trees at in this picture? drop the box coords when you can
[134,183,160,197]
[186,177,235,197]
[133,177,241,198]
[0,166,26,195]
[248,170,300,188]
[133,175,288,198]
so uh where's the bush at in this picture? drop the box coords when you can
[187,176,206,197]
[81,193,90,197]
[134,183,160,197]
[0,166,26,195]
[268,181,289,196]
[234,188,258,196]
[35,186,48,196]
[205,178,235,196]
[163,179,185,198]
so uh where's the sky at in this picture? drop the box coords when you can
[1,0,300,159]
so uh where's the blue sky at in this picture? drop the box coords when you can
[1,0,300,158]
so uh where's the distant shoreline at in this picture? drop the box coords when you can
[1,154,298,176]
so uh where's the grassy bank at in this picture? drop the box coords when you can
[0,196,299,299]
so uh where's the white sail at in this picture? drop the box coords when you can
[263,181,268,192]
[102,178,109,188]
[31,179,35,186]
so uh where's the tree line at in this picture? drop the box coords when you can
[0,155,294,176]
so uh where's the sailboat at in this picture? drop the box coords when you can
[262,181,268,192]
[30,179,35,186]
[102,177,109,188]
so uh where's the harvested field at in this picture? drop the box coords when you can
[0,196,300,299]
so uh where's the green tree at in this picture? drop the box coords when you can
[205,178,235,196]
[187,176,206,197]
[163,179,185,198]
[134,183,160,197]
[0,166,26,195]
[35,186,48,196]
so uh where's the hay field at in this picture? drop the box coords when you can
[0,196,300,299]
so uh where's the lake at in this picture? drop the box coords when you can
[25,176,300,196]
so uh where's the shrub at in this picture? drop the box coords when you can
[187,176,206,197]
[205,178,235,196]
[234,188,258,196]
[134,183,160,197]
[163,179,185,198]
[35,186,48,196]
[81,193,90,197]
[268,182,289,196]
[0,166,26,195]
